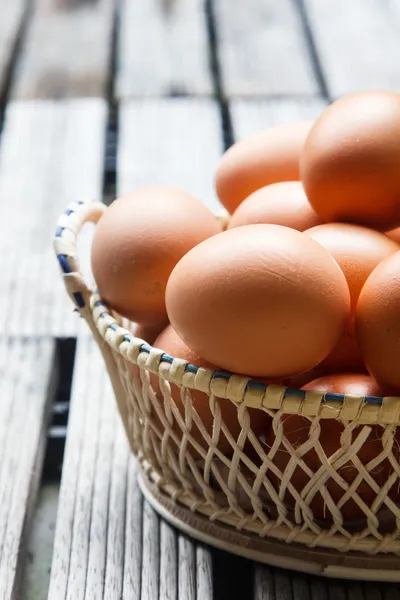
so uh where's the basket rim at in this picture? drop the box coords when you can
[54,200,400,417]
[90,291,400,409]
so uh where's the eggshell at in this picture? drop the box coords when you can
[150,325,270,456]
[386,226,400,245]
[265,374,394,523]
[306,223,398,371]
[356,250,400,390]
[301,91,400,228]
[166,224,350,378]
[228,181,322,231]
[216,121,313,214]
[91,187,221,325]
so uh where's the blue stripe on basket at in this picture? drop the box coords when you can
[58,254,71,274]
[211,370,232,380]
[55,226,64,238]
[140,343,152,353]
[77,200,84,205]
[64,208,73,216]
[160,353,174,364]
[109,323,118,331]
[363,395,383,405]
[94,301,103,307]
[185,363,198,374]
[246,380,267,391]
[73,292,85,308]
[123,334,133,342]
[284,388,306,399]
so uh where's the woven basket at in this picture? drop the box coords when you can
[54,201,400,582]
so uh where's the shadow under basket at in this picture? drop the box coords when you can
[54,201,400,582]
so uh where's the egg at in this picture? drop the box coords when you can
[91,187,221,325]
[305,223,398,371]
[216,121,313,214]
[228,181,322,231]
[265,374,393,523]
[386,226,400,245]
[150,325,270,456]
[356,250,400,390]
[301,91,400,228]
[166,224,350,378]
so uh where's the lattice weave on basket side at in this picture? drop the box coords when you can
[54,201,400,557]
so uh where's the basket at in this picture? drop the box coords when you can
[54,201,400,582]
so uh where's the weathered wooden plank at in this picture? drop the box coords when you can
[49,337,214,599]
[274,570,293,600]
[303,0,400,97]
[11,0,114,99]
[0,99,106,336]
[254,565,275,600]
[196,545,213,600]
[0,0,26,97]
[117,0,212,98]
[230,97,327,141]
[118,98,223,213]
[213,0,318,96]
[0,337,55,600]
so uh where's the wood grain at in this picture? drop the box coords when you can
[0,0,26,98]
[0,99,106,336]
[213,0,318,96]
[196,545,213,600]
[303,0,400,97]
[0,338,55,600]
[48,337,214,599]
[230,97,327,141]
[117,0,212,98]
[12,0,114,99]
[118,98,223,213]
[254,565,275,600]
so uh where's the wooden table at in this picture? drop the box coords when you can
[1,1,400,598]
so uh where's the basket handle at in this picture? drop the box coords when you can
[53,201,106,315]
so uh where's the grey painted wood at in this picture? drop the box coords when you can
[48,337,213,599]
[0,100,106,336]
[230,97,327,142]
[0,338,55,600]
[254,565,275,600]
[292,576,311,600]
[213,0,318,96]
[196,545,213,600]
[0,0,26,97]
[303,0,400,97]
[274,571,293,600]
[159,522,177,600]
[12,0,114,99]
[179,536,196,600]
[118,98,224,213]
[117,0,212,98]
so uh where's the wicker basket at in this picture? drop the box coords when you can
[54,201,400,582]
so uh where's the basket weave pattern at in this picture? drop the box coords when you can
[55,201,400,561]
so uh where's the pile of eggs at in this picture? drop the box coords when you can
[92,91,400,522]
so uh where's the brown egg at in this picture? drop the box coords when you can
[216,121,313,214]
[301,91,400,228]
[166,224,350,378]
[150,325,270,456]
[265,374,393,523]
[91,187,221,325]
[228,182,322,231]
[386,226,400,245]
[356,251,400,390]
[134,322,165,345]
[306,223,398,371]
